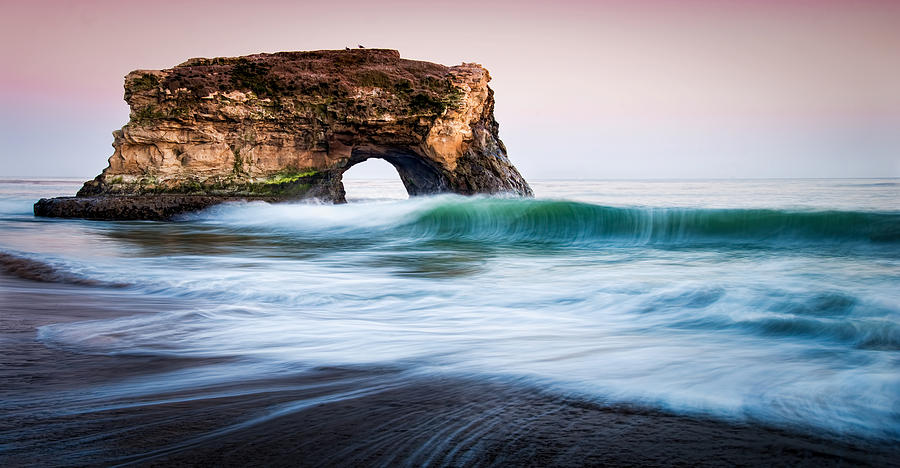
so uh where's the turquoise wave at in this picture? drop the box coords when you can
[397,199,900,245]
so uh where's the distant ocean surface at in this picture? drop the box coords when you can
[1,178,898,445]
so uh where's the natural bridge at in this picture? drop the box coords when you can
[35,49,531,220]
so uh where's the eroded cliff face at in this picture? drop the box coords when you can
[69,49,530,209]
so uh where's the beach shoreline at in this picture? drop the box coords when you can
[1,273,897,467]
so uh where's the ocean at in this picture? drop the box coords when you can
[1,178,898,465]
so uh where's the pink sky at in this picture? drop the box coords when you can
[2,0,898,178]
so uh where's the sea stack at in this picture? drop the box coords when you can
[34,49,532,220]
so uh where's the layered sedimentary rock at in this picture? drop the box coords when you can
[35,49,531,220]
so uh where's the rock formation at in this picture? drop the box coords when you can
[34,49,532,220]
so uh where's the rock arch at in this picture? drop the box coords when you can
[35,49,532,220]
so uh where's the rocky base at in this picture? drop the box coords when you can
[33,195,280,221]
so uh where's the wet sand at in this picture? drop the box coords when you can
[1,273,897,467]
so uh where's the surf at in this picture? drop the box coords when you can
[2,179,899,445]
[189,196,900,247]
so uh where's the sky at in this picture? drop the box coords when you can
[1,0,898,180]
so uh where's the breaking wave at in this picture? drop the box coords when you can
[192,197,900,246]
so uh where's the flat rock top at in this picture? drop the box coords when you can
[127,49,467,107]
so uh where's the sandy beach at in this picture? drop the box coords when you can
[2,270,897,467]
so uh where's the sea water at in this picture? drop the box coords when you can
[1,178,898,441]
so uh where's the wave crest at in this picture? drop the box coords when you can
[196,197,900,246]
[405,199,900,245]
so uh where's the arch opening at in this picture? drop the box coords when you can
[338,147,452,202]
[341,158,408,202]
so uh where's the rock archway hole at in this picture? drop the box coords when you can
[341,158,409,202]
